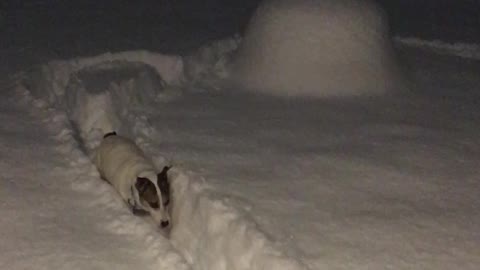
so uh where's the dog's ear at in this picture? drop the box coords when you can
[157,166,171,207]
[135,177,150,194]
[157,166,171,182]
[135,177,160,209]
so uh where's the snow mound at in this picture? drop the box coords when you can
[231,0,404,97]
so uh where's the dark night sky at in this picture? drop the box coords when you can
[1,0,479,56]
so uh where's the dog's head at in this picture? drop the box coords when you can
[134,166,172,229]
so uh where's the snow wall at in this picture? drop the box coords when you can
[16,50,306,270]
[231,0,404,97]
[24,51,184,152]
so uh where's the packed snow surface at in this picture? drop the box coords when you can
[231,0,404,97]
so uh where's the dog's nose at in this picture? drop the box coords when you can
[160,220,169,228]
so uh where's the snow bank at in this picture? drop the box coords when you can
[65,61,167,151]
[396,37,480,60]
[231,0,404,97]
[25,50,184,105]
[170,170,305,270]
[23,51,183,151]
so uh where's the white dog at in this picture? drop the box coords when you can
[94,132,171,229]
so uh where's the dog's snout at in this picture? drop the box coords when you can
[160,220,169,228]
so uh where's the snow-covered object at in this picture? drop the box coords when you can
[231,0,403,97]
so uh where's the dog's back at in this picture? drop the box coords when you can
[93,132,171,229]
[94,133,155,195]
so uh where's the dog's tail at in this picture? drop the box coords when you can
[103,131,117,139]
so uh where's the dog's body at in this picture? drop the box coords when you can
[94,132,171,229]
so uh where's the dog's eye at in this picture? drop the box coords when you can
[163,199,170,207]
[148,201,159,209]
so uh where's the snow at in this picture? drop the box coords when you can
[230,0,404,97]
[396,37,480,60]
[1,3,480,270]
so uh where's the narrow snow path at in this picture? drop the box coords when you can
[0,82,189,270]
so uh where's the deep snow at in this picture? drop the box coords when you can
[6,48,305,270]
[2,38,479,270]
[1,3,480,270]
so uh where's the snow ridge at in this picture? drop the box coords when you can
[396,37,480,60]
[170,170,306,270]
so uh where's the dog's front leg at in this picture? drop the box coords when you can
[126,198,149,216]
[127,187,149,216]
[131,207,149,216]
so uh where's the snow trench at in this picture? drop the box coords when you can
[16,50,306,270]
